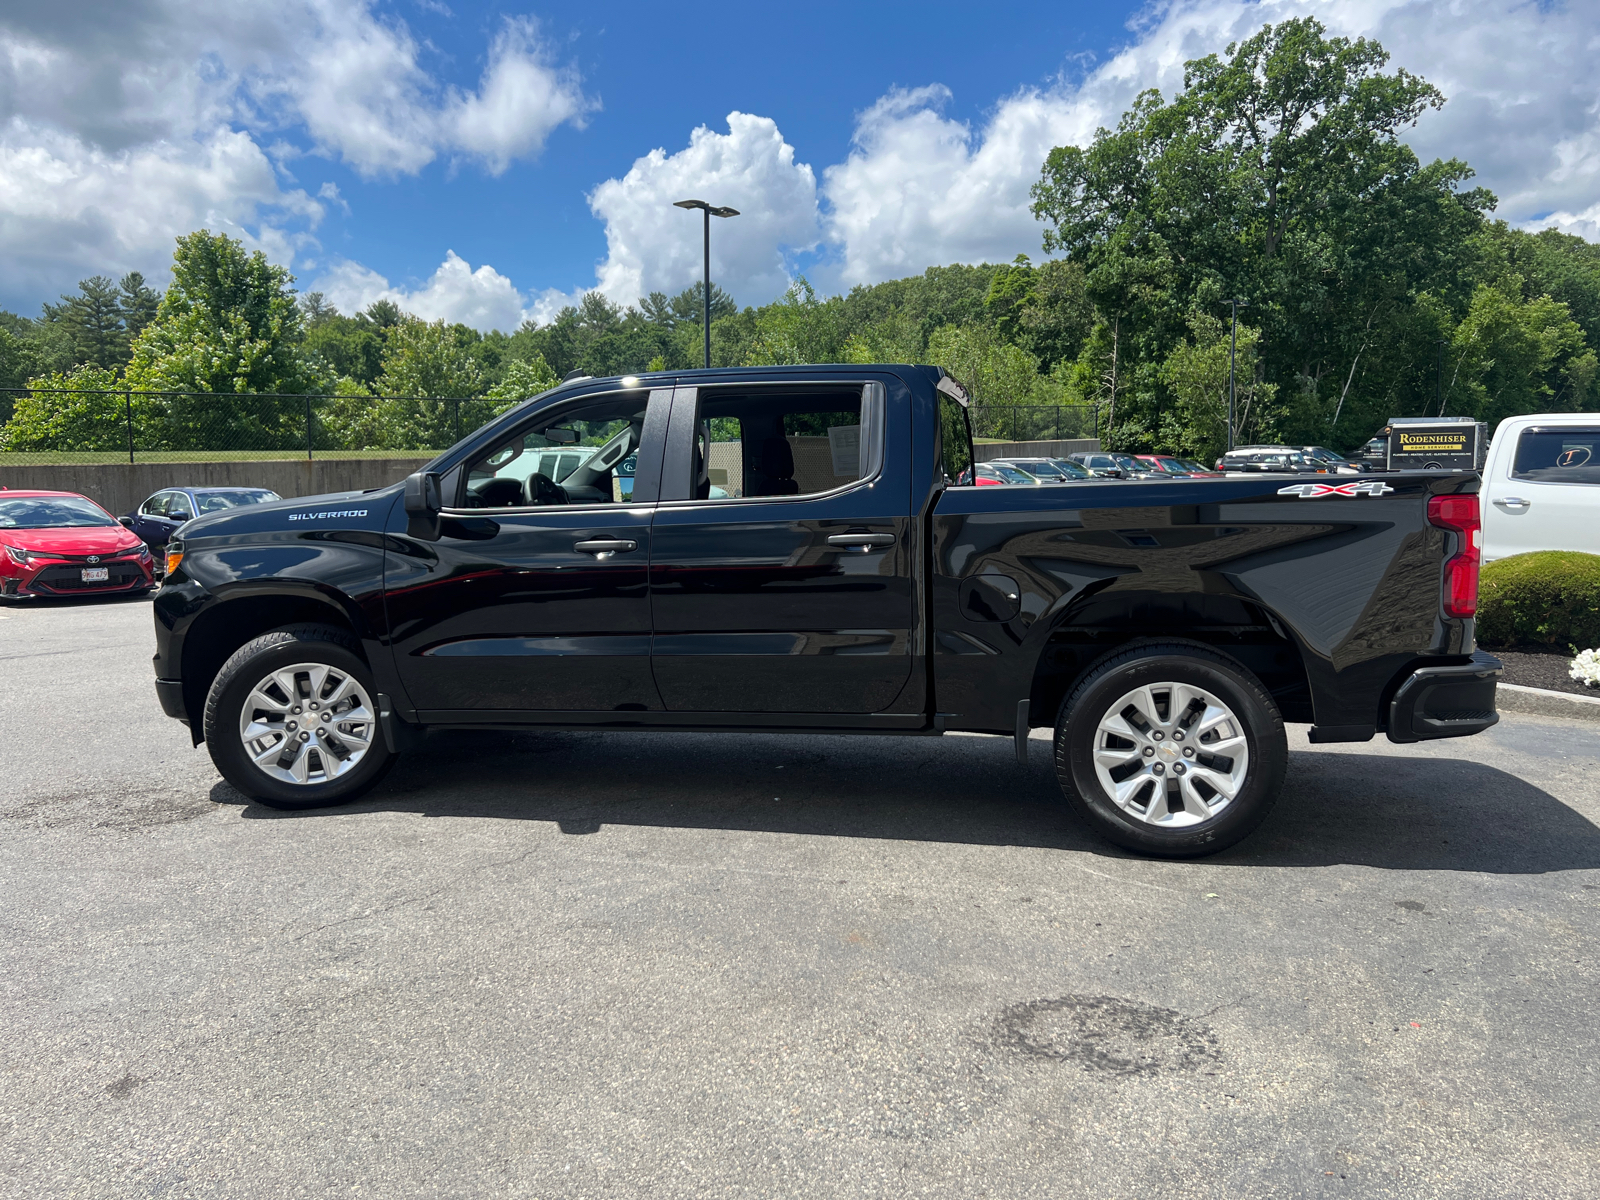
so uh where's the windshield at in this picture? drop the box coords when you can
[0,496,118,530]
[1112,454,1147,471]
[193,490,279,515]
[992,464,1038,483]
[1047,459,1090,478]
[1176,459,1211,473]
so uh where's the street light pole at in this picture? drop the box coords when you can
[674,199,740,369]
[1227,299,1248,451]
[1437,337,1447,416]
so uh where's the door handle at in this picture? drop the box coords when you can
[826,533,896,550]
[574,538,638,558]
[1492,497,1530,510]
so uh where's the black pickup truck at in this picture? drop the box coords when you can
[150,365,1500,856]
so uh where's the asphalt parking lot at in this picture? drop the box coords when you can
[2,598,1598,1199]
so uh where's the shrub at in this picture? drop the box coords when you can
[1476,551,1600,648]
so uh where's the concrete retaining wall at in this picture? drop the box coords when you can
[4,436,1105,516]
[0,457,433,517]
[975,438,1100,461]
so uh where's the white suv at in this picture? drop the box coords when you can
[1481,413,1600,562]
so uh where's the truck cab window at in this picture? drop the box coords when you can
[682,386,880,501]
[937,393,974,485]
[461,394,648,509]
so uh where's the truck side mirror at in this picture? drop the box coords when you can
[404,471,443,541]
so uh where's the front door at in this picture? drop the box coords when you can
[647,381,916,714]
[385,386,668,718]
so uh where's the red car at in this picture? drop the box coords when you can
[0,490,156,599]
[1135,454,1224,477]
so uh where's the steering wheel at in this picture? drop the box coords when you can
[523,472,567,506]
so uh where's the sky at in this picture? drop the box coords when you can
[3,0,1600,331]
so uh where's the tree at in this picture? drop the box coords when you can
[42,276,129,370]
[1029,17,1495,449]
[1160,312,1278,457]
[361,318,487,449]
[119,273,161,343]
[746,279,846,365]
[123,231,320,450]
[126,231,315,396]
[487,354,557,406]
[0,365,136,452]
[298,291,339,327]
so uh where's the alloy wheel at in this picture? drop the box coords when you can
[237,661,376,786]
[1091,681,1250,827]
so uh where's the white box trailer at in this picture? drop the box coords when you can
[1385,417,1487,471]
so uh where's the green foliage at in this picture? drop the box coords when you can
[1026,16,1535,451]
[126,230,316,396]
[486,353,558,412]
[747,279,846,365]
[41,276,130,369]
[356,318,489,450]
[1159,312,1278,458]
[1476,552,1600,648]
[0,365,135,451]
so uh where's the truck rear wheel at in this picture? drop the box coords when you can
[1054,643,1287,857]
[203,625,394,809]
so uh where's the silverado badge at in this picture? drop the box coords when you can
[1277,481,1395,498]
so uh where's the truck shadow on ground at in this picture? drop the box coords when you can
[219,729,1600,875]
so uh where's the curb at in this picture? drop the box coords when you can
[1497,682,1600,724]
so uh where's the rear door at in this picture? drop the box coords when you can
[384,385,669,717]
[647,379,916,714]
[1483,420,1600,560]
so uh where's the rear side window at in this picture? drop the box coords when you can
[141,492,170,516]
[937,392,974,486]
[687,388,876,500]
[1512,428,1600,484]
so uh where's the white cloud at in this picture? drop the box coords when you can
[586,112,820,307]
[0,1,592,308]
[0,118,320,301]
[817,0,1600,285]
[311,250,532,331]
[444,17,594,176]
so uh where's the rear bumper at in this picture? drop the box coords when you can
[1386,651,1501,744]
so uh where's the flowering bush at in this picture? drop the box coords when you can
[1571,649,1600,689]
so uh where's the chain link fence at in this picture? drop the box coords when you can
[0,387,1100,464]
[969,404,1098,443]
[0,387,510,464]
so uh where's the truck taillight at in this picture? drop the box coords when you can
[1428,494,1480,618]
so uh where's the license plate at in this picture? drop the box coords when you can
[81,567,109,582]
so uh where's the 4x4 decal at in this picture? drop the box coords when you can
[1277,481,1395,498]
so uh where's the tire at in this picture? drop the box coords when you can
[1054,641,1287,858]
[203,624,395,809]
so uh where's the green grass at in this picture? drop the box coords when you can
[0,449,439,465]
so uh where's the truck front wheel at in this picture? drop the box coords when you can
[203,625,395,809]
[1054,643,1287,857]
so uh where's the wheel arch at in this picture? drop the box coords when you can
[179,584,369,740]
[1024,588,1314,729]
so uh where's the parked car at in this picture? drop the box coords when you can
[124,487,281,553]
[1481,413,1600,562]
[1135,454,1224,478]
[149,364,1499,859]
[1216,449,1325,474]
[0,490,155,599]
[985,457,1091,482]
[1070,452,1129,478]
[958,462,1041,486]
[1295,445,1363,474]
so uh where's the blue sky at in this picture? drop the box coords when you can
[313,0,1146,302]
[3,0,1600,329]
